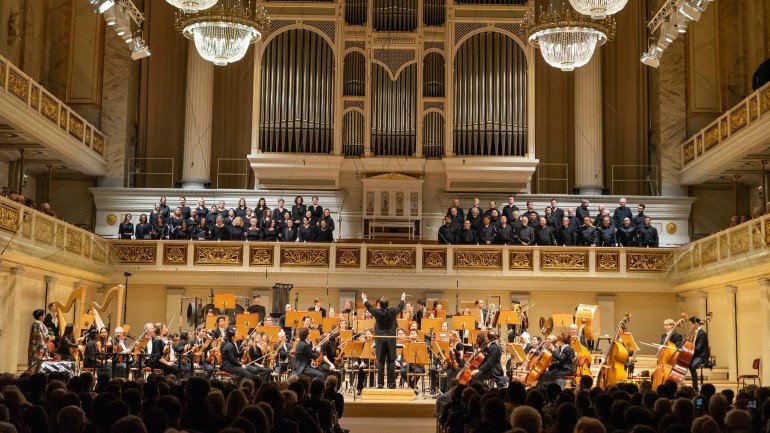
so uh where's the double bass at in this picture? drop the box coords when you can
[666,312,713,384]
[650,314,688,388]
[595,312,631,389]
[571,319,593,377]
[456,332,498,385]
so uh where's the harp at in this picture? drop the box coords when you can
[91,284,126,330]
[53,286,87,337]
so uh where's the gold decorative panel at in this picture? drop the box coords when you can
[250,246,274,266]
[41,93,58,123]
[454,249,502,270]
[68,116,84,140]
[509,250,533,270]
[703,124,720,150]
[700,240,717,264]
[765,220,770,246]
[729,229,749,255]
[111,243,156,264]
[336,246,360,268]
[627,252,673,272]
[93,133,105,155]
[34,218,54,244]
[696,135,703,155]
[65,231,83,255]
[752,223,763,249]
[194,245,243,265]
[281,246,329,267]
[596,251,619,272]
[422,248,447,269]
[683,141,695,164]
[0,202,19,232]
[30,85,39,109]
[540,250,588,271]
[367,247,416,269]
[730,106,748,133]
[82,238,91,258]
[7,68,28,101]
[163,244,188,265]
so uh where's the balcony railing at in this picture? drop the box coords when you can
[680,80,770,168]
[0,54,106,156]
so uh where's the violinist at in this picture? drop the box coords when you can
[82,329,99,370]
[470,331,506,388]
[245,332,272,382]
[661,319,684,348]
[151,322,180,375]
[319,331,341,378]
[112,327,129,378]
[95,327,113,373]
[394,328,408,381]
[687,317,710,392]
[210,316,228,339]
[56,323,80,362]
[274,330,293,375]
[220,327,263,381]
[354,329,375,394]
[263,316,274,327]
[538,333,575,389]
[442,331,464,392]
[192,326,215,379]
[291,327,325,380]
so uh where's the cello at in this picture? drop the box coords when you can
[595,312,631,389]
[523,317,554,387]
[650,314,688,388]
[456,332,498,385]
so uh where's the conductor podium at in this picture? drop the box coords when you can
[360,388,416,401]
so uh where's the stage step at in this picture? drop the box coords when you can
[360,388,416,402]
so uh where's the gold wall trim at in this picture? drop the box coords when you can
[509,250,533,270]
[703,124,720,150]
[41,92,58,123]
[194,245,243,265]
[34,218,55,244]
[701,240,717,264]
[7,68,28,102]
[92,133,105,155]
[281,246,330,267]
[422,248,447,269]
[68,115,84,140]
[596,251,620,272]
[540,250,588,271]
[730,105,748,134]
[250,246,275,266]
[683,141,695,164]
[65,230,83,255]
[30,85,39,109]
[626,252,673,272]
[163,244,188,265]
[110,243,156,264]
[0,203,19,233]
[367,247,417,269]
[454,249,502,270]
[336,246,361,268]
[0,59,5,88]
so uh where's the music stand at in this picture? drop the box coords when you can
[354,319,374,333]
[205,316,218,330]
[505,343,527,363]
[285,311,307,329]
[421,317,444,332]
[339,330,353,342]
[432,340,450,359]
[405,341,429,393]
[322,317,341,332]
[619,332,639,351]
[361,340,376,361]
[397,318,409,331]
[470,308,483,324]
[552,313,574,330]
[459,301,477,311]
[343,341,365,359]
[467,330,487,345]
[213,294,236,313]
[309,329,321,342]
[303,311,323,327]
[236,314,258,330]
[496,310,521,327]
[79,313,95,335]
[357,308,367,318]
[452,315,476,332]
[256,326,282,343]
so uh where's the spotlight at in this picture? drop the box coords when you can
[114,6,131,38]
[662,21,678,43]
[679,1,702,21]
[103,8,117,26]
[91,0,115,14]
[641,45,661,68]
[673,12,688,33]
[131,33,151,60]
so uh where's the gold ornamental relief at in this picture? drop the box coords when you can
[454,249,502,270]
[721,118,728,139]
[730,106,748,134]
[7,68,28,102]
[281,247,329,267]
[36,218,55,244]
[700,240,717,264]
[0,60,5,87]
[703,125,720,150]
[0,203,19,232]
[41,93,58,123]
[65,231,83,255]
[82,239,91,258]
[762,88,770,113]
[677,250,692,271]
[509,251,533,270]
[665,223,677,234]
[93,133,105,155]
[194,246,243,265]
[92,242,108,263]
[68,116,84,140]
[540,251,588,271]
[596,252,619,272]
[627,252,673,272]
[30,85,39,109]
[683,143,694,164]
[250,247,274,266]
[106,214,118,225]
[730,230,749,255]
[750,98,758,120]
[164,244,187,264]
[336,247,360,268]
[367,248,416,269]
[422,249,446,269]
[59,107,67,129]
[111,244,156,264]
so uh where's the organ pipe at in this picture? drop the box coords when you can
[371,64,417,156]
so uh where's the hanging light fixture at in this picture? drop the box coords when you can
[568,0,628,20]
[176,0,269,66]
[523,0,615,72]
[166,0,219,13]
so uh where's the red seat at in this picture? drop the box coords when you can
[737,358,761,387]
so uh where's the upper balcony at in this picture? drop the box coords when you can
[679,80,770,185]
[0,54,108,177]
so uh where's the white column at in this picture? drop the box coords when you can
[181,42,214,189]
[574,51,604,194]
[0,267,23,372]
[724,285,737,381]
[759,279,770,384]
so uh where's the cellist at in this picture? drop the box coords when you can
[687,316,710,392]
[660,319,684,347]
[469,331,506,387]
[538,333,575,389]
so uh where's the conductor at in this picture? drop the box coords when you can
[362,291,405,389]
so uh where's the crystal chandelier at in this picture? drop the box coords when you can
[167,0,219,13]
[568,0,628,19]
[523,0,615,72]
[176,0,269,66]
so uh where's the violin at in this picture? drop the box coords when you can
[313,328,339,368]
[595,313,631,389]
[448,349,459,370]
[456,333,498,385]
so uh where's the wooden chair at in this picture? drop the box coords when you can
[737,358,761,387]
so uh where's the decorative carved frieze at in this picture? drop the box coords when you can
[41,93,58,123]
[250,246,274,266]
[454,249,501,270]
[509,250,533,270]
[367,247,416,269]
[336,246,360,268]
[704,124,719,150]
[55,223,64,248]
[30,85,39,109]
[7,68,28,101]
[540,250,588,271]
[69,116,84,140]
[730,229,749,255]
[92,240,107,263]
[65,231,82,255]
[92,133,105,155]
[700,240,717,264]
[422,248,446,269]
[111,243,156,264]
[626,252,673,272]
[596,251,619,272]
[730,105,748,134]
[281,246,329,267]
[683,141,694,164]
[164,244,187,265]
[0,202,19,233]
[194,245,243,265]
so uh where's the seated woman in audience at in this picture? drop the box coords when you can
[292,196,306,225]
[235,198,248,220]
[119,214,134,239]
[263,219,279,241]
[134,214,151,240]
[322,208,335,232]
[191,218,209,240]
[280,219,298,242]
[229,216,246,241]
[246,218,263,241]
[212,215,231,241]
[298,217,317,242]
[150,215,169,240]
[255,197,267,220]
[206,205,219,233]
[225,208,236,226]
[316,219,334,242]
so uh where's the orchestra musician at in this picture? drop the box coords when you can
[569,324,588,347]
[263,316,274,327]
[470,331,506,388]
[308,297,327,318]
[56,323,79,362]
[688,317,710,392]
[82,329,99,370]
[245,332,272,382]
[220,327,264,381]
[43,302,60,342]
[441,331,464,393]
[246,295,267,323]
[363,291,406,389]
[278,304,294,336]
[274,330,294,376]
[661,319,684,348]
[401,329,425,394]
[318,331,341,378]
[354,329,375,394]
[507,299,529,343]
[210,316,228,340]
[291,327,325,380]
[192,326,215,379]
[414,300,425,327]
[538,333,576,389]
[151,322,183,376]
[112,326,129,378]
[28,309,50,370]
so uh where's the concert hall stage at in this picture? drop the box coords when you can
[341,396,436,433]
